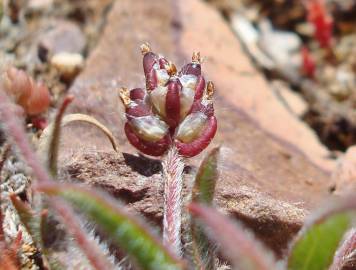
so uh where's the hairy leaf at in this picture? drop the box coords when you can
[190,147,219,270]
[330,228,356,270]
[38,183,185,270]
[189,203,276,270]
[0,90,114,270]
[10,195,64,270]
[191,147,219,204]
[288,195,356,270]
[10,194,40,243]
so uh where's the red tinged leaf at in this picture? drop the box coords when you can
[125,123,170,156]
[188,203,276,270]
[165,80,181,128]
[175,116,217,157]
[0,90,115,270]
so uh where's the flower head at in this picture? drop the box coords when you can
[119,44,217,157]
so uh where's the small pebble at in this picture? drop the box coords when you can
[50,52,84,81]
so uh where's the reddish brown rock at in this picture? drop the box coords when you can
[177,0,334,172]
[58,0,335,257]
[333,146,356,194]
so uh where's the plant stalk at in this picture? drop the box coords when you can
[162,146,184,256]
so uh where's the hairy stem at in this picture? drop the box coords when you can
[163,146,184,256]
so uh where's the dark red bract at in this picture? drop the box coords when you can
[119,44,217,157]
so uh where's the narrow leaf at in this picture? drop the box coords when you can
[0,90,114,270]
[10,194,41,244]
[10,194,61,270]
[188,203,276,270]
[38,183,185,270]
[190,147,219,270]
[47,95,74,177]
[288,195,356,270]
[330,228,356,270]
[38,113,119,168]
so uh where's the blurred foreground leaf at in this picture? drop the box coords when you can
[39,183,185,270]
[189,203,276,270]
[190,147,219,270]
[288,195,356,270]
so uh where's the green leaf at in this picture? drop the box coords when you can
[39,183,185,270]
[190,147,219,270]
[191,147,219,204]
[329,228,356,270]
[288,212,354,270]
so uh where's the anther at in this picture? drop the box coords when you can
[119,87,131,107]
[140,42,151,55]
[166,62,177,76]
[192,51,201,63]
[206,81,215,100]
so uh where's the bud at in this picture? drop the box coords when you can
[2,67,32,107]
[1,67,50,115]
[119,45,217,157]
[24,81,51,116]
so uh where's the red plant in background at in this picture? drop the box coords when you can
[1,67,50,116]
[306,0,333,49]
[119,44,217,158]
[301,46,316,78]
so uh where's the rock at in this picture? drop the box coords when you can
[231,14,275,70]
[271,80,308,117]
[28,0,53,12]
[333,146,356,194]
[50,52,84,82]
[257,19,302,81]
[179,0,333,171]
[38,21,86,62]
[58,0,335,257]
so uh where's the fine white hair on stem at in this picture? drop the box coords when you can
[162,146,184,256]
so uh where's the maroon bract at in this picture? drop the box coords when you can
[119,44,217,157]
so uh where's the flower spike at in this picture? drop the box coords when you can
[119,45,217,157]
